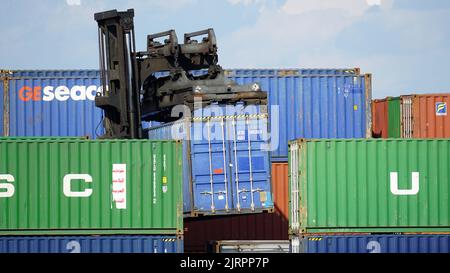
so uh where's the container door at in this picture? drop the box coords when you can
[148,121,193,213]
[289,141,300,234]
[401,96,413,138]
[190,116,232,213]
[388,97,401,138]
[228,115,272,212]
[371,99,389,138]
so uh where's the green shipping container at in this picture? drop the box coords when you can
[289,139,450,234]
[388,97,401,138]
[0,138,183,235]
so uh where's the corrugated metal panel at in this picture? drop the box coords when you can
[412,93,450,138]
[272,162,288,219]
[371,99,388,138]
[388,97,401,138]
[224,68,359,77]
[4,69,367,145]
[289,138,450,234]
[135,68,359,80]
[148,103,273,216]
[184,213,289,252]
[0,138,183,235]
[9,70,100,78]
[7,76,104,138]
[212,240,289,253]
[231,74,371,160]
[12,69,359,78]
[0,235,183,253]
[148,120,192,213]
[191,103,272,215]
[292,234,450,253]
[401,96,413,138]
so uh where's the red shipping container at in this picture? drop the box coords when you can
[184,163,289,252]
[271,163,289,219]
[411,94,450,138]
[372,99,388,138]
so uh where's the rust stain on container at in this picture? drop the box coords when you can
[184,162,289,253]
[412,93,450,138]
[371,99,388,138]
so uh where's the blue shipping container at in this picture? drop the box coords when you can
[148,103,273,216]
[231,74,372,160]
[291,234,450,253]
[0,235,183,253]
[2,69,368,154]
[1,72,104,138]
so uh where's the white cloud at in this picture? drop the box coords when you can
[367,0,382,6]
[66,0,81,6]
[144,0,197,10]
[220,0,450,98]
[221,0,370,68]
[228,0,264,6]
[281,0,369,16]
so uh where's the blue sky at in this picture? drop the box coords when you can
[1,0,450,98]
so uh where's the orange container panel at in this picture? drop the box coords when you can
[271,162,289,219]
[372,99,389,138]
[412,94,450,138]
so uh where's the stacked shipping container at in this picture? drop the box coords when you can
[148,103,273,216]
[289,138,450,253]
[291,234,450,253]
[230,71,372,160]
[179,68,372,251]
[1,69,372,160]
[184,162,289,252]
[0,138,184,252]
[0,71,104,138]
[1,69,376,253]
[372,93,450,138]
[0,235,183,253]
